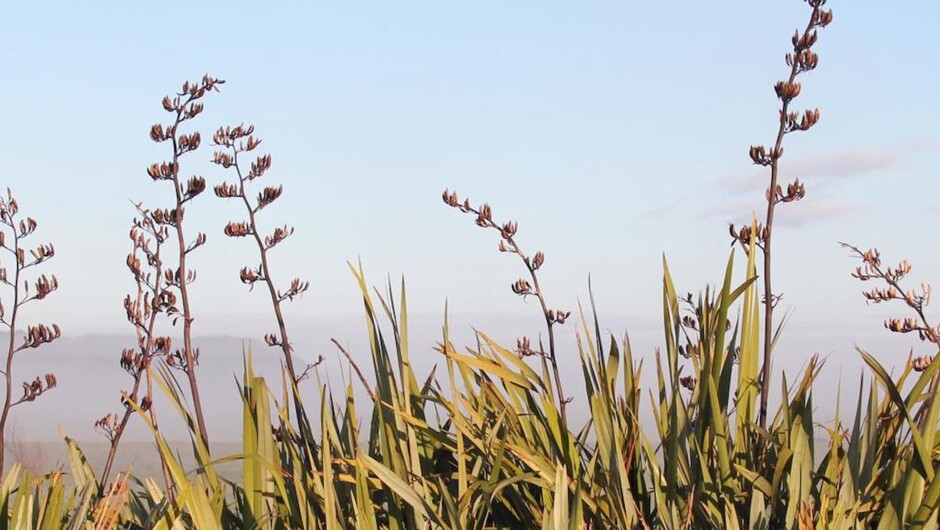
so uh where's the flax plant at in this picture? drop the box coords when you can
[146,75,224,447]
[730,0,834,428]
[840,244,940,529]
[96,205,175,496]
[20,2,940,529]
[442,189,572,429]
[212,123,319,449]
[0,189,59,476]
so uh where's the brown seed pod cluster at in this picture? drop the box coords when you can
[912,356,933,373]
[20,373,57,403]
[224,221,252,238]
[783,109,820,133]
[265,226,294,250]
[94,413,121,442]
[516,337,539,357]
[547,309,571,325]
[768,179,806,204]
[728,222,769,250]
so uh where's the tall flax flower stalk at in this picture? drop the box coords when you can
[146,75,223,446]
[212,124,317,431]
[0,190,59,476]
[96,206,174,495]
[442,189,572,427]
[731,1,833,428]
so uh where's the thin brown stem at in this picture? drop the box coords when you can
[212,128,316,460]
[0,228,21,476]
[443,194,570,428]
[506,236,568,428]
[758,6,822,429]
[332,338,376,402]
[232,150,299,386]
[0,194,59,476]
[148,78,223,450]
[99,213,172,495]
[169,131,209,449]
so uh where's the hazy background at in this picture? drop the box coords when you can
[0,1,938,447]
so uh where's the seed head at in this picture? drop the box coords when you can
[224,221,251,237]
[912,356,933,372]
[516,337,538,357]
[532,251,545,270]
[511,278,532,296]
[774,81,802,102]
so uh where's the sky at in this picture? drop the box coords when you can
[1,1,939,439]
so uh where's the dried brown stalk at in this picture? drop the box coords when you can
[96,205,174,495]
[212,124,320,430]
[442,189,572,427]
[0,189,60,476]
[730,0,833,428]
[147,75,223,447]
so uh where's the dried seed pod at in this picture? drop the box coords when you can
[240,267,261,284]
[177,132,202,153]
[183,176,206,201]
[913,356,933,372]
[256,185,283,211]
[516,337,537,357]
[549,309,571,325]
[476,204,492,227]
[749,145,772,166]
[33,274,58,300]
[817,9,834,28]
[442,189,460,207]
[532,251,545,270]
[153,337,173,355]
[500,221,517,239]
[120,348,136,373]
[248,155,272,179]
[511,279,532,295]
[224,221,251,237]
[212,151,235,168]
[214,182,240,198]
[774,81,802,102]
[264,226,293,249]
[21,324,61,349]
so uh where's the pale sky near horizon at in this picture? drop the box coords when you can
[1,1,939,413]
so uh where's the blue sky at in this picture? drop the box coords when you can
[1,1,939,386]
